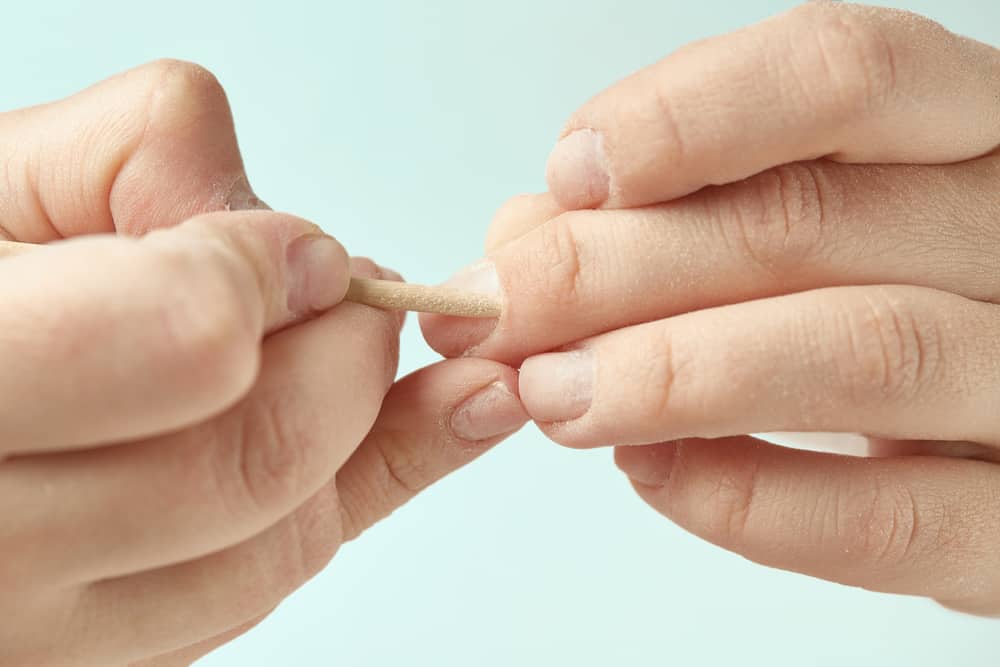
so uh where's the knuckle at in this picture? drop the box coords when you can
[834,477,923,570]
[333,429,432,544]
[373,429,433,498]
[724,163,833,277]
[237,488,343,615]
[790,3,900,115]
[633,327,686,426]
[140,59,231,131]
[215,393,328,517]
[834,291,941,405]
[649,74,687,165]
[695,448,761,548]
[275,488,343,589]
[535,213,589,306]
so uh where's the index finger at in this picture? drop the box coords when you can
[545,2,1000,210]
[0,59,263,243]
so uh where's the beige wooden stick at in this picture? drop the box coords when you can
[0,239,500,318]
[0,239,32,258]
[346,277,500,318]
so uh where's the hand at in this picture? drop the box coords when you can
[0,61,529,665]
[422,2,1000,615]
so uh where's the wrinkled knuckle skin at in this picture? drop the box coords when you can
[696,453,761,549]
[726,163,833,278]
[632,328,687,432]
[274,488,343,594]
[374,428,433,498]
[214,393,329,520]
[231,493,343,620]
[835,292,942,406]
[790,3,900,116]
[834,478,924,575]
[535,212,589,307]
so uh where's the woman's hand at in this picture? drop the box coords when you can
[422,2,1000,615]
[0,62,528,665]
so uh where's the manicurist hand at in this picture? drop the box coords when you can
[0,61,528,665]
[423,2,1000,615]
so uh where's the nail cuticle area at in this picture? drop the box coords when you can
[519,348,595,424]
[546,128,611,208]
[443,259,504,354]
[285,233,348,314]
[450,380,529,442]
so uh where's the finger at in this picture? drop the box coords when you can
[74,358,526,663]
[614,436,1000,615]
[0,59,265,243]
[336,357,529,540]
[131,615,269,667]
[867,437,1000,464]
[0,268,400,587]
[422,157,1000,362]
[483,192,563,254]
[0,211,350,453]
[545,2,1000,209]
[516,285,1000,448]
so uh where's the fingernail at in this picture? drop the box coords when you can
[225,175,271,211]
[615,444,677,488]
[286,234,349,313]
[518,349,593,422]
[451,381,529,441]
[440,260,501,351]
[545,129,610,209]
[445,259,500,295]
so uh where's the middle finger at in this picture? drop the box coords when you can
[422,157,1000,364]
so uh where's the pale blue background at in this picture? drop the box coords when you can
[3,1,998,665]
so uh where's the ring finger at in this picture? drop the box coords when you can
[517,284,1000,449]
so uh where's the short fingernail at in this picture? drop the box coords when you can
[451,380,529,441]
[545,129,610,209]
[286,234,350,313]
[518,349,593,422]
[615,444,677,488]
[440,260,501,351]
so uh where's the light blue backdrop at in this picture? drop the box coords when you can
[3,1,997,665]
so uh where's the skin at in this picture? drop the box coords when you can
[422,2,1000,615]
[0,61,529,664]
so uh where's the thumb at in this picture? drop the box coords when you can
[0,210,350,452]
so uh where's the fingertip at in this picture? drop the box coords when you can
[614,443,678,489]
[419,310,496,358]
[285,232,351,314]
[449,369,529,443]
[545,128,610,210]
[484,192,564,253]
[418,260,502,358]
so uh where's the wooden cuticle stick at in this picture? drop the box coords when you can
[0,239,500,319]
